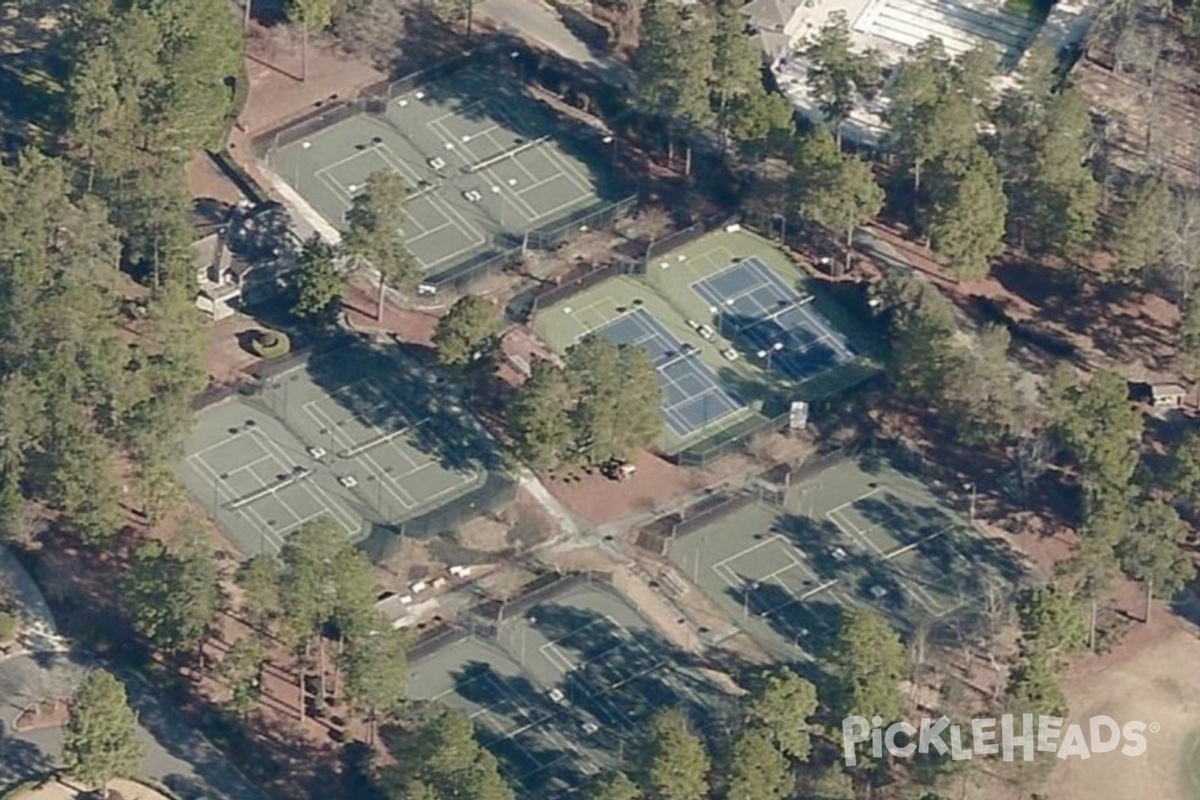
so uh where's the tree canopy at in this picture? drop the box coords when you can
[65,670,144,795]
[509,339,662,470]
[434,295,502,366]
[830,607,907,724]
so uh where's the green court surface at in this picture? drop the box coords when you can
[408,581,722,798]
[264,68,615,281]
[532,227,877,451]
[666,453,1022,660]
[645,228,880,400]
[181,343,498,556]
[532,275,758,452]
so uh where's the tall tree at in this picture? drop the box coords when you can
[218,637,266,719]
[882,274,959,399]
[943,324,1027,444]
[1180,295,1200,378]
[803,11,880,147]
[725,727,793,800]
[642,709,710,800]
[886,38,973,196]
[236,554,282,632]
[830,608,907,724]
[1006,650,1066,719]
[434,295,501,367]
[710,0,765,146]
[277,518,379,719]
[1160,190,1200,301]
[125,535,221,654]
[343,170,420,320]
[64,670,144,798]
[792,127,884,273]
[1118,498,1195,622]
[291,235,343,322]
[1057,532,1120,652]
[343,618,409,743]
[287,0,336,80]
[1017,584,1088,666]
[587,771,642,800]
[926,147,1007,281]
[1111,177,1170,278]
[1021,89,1100,257]
[632,0,714,172]
[744,667,818,761]
[508,359,578,471]
[568,338,662,464]
[1052,369,1143,497]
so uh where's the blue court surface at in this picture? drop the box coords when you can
[692,257,857,383]
[593,308,744,439]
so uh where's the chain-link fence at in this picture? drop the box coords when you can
[523,194,638,251]
[673,409,793,467]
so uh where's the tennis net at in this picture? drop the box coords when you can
[462,135,551,173]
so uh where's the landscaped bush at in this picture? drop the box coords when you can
[250,330,290,359]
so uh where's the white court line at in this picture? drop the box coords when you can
[244,427,361,536]
[826,508,888,557]
[479,162,539,219]
[304,402,418,510]
[189,447,288,551]
[538,642,576,673]
[304,395,478,513]
[537,142,594,196]
[416,193,489,267]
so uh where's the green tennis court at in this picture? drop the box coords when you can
[667,453,1022,659]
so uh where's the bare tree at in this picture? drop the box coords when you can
[1158,189,1200,301]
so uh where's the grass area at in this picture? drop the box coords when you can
[1002,0,1053,21]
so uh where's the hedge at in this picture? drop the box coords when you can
[250,330,291,359]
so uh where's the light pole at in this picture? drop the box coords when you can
[742,582,759,622]
[757,341,784,372]
[709,298,734,337]
[602,134,617,168]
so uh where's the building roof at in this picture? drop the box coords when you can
[740,0,804,30]
[1151,383,1187,397]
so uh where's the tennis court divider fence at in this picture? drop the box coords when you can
[523,194,639,252]
[672,407,794,467]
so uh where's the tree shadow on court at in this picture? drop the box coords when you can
[772,513,860,583]
[852,493,957,548]
[449,660,584,795]
[730,581,843,665]
[518,601,726,731]
[305,339,503,473]
[383,41,632,200]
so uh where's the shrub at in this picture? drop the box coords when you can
[250,330,291,359]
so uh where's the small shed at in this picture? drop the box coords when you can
[1150,383,1187,408]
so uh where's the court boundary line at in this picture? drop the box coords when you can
[582,306,744,439]
[187,427,361,549]
[310,138,489,271]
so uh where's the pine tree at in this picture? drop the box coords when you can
[927,147,1007,281]
[64,670,144,797]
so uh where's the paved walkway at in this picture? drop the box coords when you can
[0,545,264,800]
